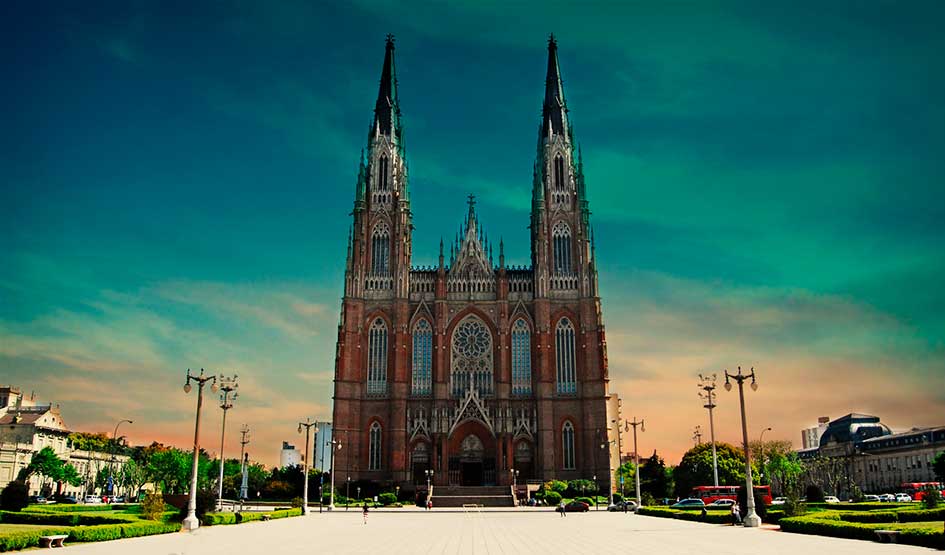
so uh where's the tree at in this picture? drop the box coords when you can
[932,452,945,482]
[673,442,752,497]
[765,451,804,497]
[0,481,29,511]
[639,451,671,499]
[145,447,190,494]
[615,461,635,497]
[121,458,147,499]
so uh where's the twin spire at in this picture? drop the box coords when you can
[542,33,569,138]
[372,33,401,141]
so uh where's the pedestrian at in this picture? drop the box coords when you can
[427,499,433,510]
[559,501,567,517]
[731,502,741,525]
[362,502,369,525]
[700,506,707,521]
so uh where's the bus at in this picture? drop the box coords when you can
[689,485,773,506]
[901,482,943,501]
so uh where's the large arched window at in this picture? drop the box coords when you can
[378,155,389,191]
[562,421,575,470]
[553,155,565,191]
[371,223,390,275]
[369,421,382,470]
[552,221,572,274]
[450,315,493,397]
[367,318,388,396]
[555,318,576,394]
[411,320,433,396]
[511,319,532,396]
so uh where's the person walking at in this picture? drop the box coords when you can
[731,502,741,525]
[362,502,369,525]
[559,501,567,517]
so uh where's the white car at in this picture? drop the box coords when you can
[895,494,913,503]
[771,497,787,505]
[707,499,735,507]
[83,495,102,504]
[824,496,841,504]
[863,495,880,502]
[878,493,896,502]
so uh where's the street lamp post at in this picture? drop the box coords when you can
[238,425,250,504]
[698,374,720,487]
[628,418,645,510]
[182,369,218,531]
[326,438,342,510]
[346,476,351,511]
[725,366,761,528]
[510,469,519,506]
[759,427,772,485]
[216,375,238,511]
[600,438,616,506]
[298,419,318,515]
[109,419,132,499]
[425,469,434,507]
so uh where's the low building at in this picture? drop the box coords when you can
[280,441,302,468]
[798,413,945,496]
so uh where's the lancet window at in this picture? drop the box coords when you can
[552,221,572,274]
[555,317,577,394]
[371,223,390,275]
[411,320,433,396]
[367,318,388,396]
[511,319,532,395]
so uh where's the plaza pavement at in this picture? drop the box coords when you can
[59,508,934,554]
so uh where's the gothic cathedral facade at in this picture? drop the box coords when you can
[332,36,619,491]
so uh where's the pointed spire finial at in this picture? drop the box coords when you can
[542,33,568,138]
[372,34,400,140]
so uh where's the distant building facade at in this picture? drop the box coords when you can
[0,386,128,497]
[280,441,302,468]
[314,422,333,474]
[798,413,945,495]
[801,416,831,450]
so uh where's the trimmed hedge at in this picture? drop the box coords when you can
[637,507,733,525]
[898,507,945,522]
[0,510,135,526]
[235,508,302,524]
[765,510,785,524]
[23,503,132,513]
[804,502,912,511]
[0,526,71,552]
[203,512,238,525]
[839,511,898,523]
[68,521,180,542]
[780,515,944,549]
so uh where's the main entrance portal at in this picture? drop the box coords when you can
[448,432,496,486]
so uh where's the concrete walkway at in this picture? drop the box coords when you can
[58,509,935,554]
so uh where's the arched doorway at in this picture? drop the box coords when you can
[513,440,534,482]
[447,421,496,486]
[410,442,430,485]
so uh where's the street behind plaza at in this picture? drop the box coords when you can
[58,509,934,555]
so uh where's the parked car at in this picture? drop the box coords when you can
[670,498,706,509]
[895,493,913,503]
[771,497,787,506]
[55,495,78,504]
[607,500,638,512]
[863,495,881,502]
[878,493,896,502]
[556,501,590,513]
[526,497,538,507]
[84,495,102,504]
[29,495,47,504]
[707,499,735,508]
[113,496,125,503]
[824,496,841,504]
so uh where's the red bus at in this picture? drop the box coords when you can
[689,485,773,505]
[901,482,943,501]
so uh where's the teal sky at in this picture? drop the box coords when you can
[2,1,943,466]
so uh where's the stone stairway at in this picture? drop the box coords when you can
[431,486,515,508]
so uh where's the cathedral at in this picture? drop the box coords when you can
[331,35,619,494]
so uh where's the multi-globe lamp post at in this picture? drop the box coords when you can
[724,366,761,528]
[182,369,218,532]
[326,437,342,510]
[698,374,720,487]
[298,419,318,515]
[628,417,645,510]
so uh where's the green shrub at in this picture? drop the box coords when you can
[898,507,945,522]
[67,521,179,542]
[0,526,71,552]
[290,497,304,508]
[779,516,876,542]
[612,493,623,504]
[637,506,731,524]
[805,485,825,503]
[0,481,28,512]
[782,498,807,517]
[804,502,910,511]
[921,486,941,509]
[201,512,238,525]
[898,526,945,549]
[141,492,166,521]
[378,492,397,506]
[0,510,133,526]
[765,509,784,524]
[543,491,562,506]
[24,503,118,513]
[839,511,898,523]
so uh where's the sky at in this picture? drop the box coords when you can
[1,1,944,468]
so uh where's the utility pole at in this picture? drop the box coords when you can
[216,375,239,511]
[628,417,645,510]
[698,374,720,487]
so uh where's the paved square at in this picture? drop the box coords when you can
[61,509,933,554]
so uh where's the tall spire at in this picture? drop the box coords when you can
[372,34,400,140]
[542,33,568,138]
